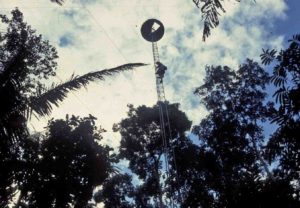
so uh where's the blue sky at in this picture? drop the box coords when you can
[275,0,300,40]
[0,0,298,149]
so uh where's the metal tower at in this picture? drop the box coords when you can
[141,19,179,208]
[141,18,167,102]
[152,42,166,102]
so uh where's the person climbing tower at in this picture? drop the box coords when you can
[155,61,167,83]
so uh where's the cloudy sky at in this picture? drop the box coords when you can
[0,0,298,148]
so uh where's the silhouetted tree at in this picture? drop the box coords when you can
[191,59,299,207]
[262,34,300,201]
[111,103,192,207]
[0,8,57,205]
[16,115,114,207]
[0,8,145,206]
[95,173,135,208]
[0,8,145,135]
[261,34,300,124]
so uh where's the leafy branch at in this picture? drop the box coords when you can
[193,0,252,41]
[261,33,300,124]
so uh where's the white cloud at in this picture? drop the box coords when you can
[159,0,286,123]
[0,0,287,148]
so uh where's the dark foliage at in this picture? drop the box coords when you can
[192,59,299,207]
[0,9,146,207]
[0,9,58,205]
[260,48,277,65]
[261,34,300,125]
[98,58,300,207]
[266,120,300,184]
[192,0,253,41]
[17,115,114,207]
[0,8,58,140]
[106,103,192,207]
[95,173,135,208]
[262,34,300,201]
[0,3,299,208]
[0,9,146,134]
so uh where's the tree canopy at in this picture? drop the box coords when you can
[16,115,114,207]
[0,3,299,208]
[261,34,300,200]
[97,57,300,207]
[110,103,192,207]
[191,59,298,207]
[0,8,145,207]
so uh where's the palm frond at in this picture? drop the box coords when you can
[29,63,147,117]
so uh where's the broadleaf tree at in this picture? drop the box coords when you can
[262,34,300,200]
[105,103,192,207]
[16,115,114,207]
[0,8,145,207]
[191,59,299,207]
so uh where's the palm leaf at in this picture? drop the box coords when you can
[29,63,147,117]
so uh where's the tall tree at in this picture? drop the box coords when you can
[110,103,192,207]
[261,34,300,200]
[95,173,135,208]
[260,34,300,124]
[0,8,145,138]
[0,8,145,206]
[191,59,298,207]
[15,115,114,207]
